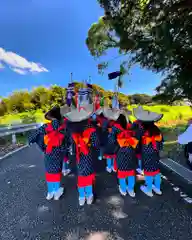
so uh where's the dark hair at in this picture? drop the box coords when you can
[142,122,161,136]
[116,114,127,129]
[45,106,62,121]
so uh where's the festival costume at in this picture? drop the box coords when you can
[132,119,144,173]
[115,122,139,197]
[61,113,72,176]
[103,104,132,173]
[28,107,67,200]
[102,107,121,173]
[61,81,100,206]
[133,107,164,197]
[96,114,109,160]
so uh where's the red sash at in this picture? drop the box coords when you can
[142,132,162,150]
[114,123,138,149]
[72,128,96,162]
[44,122,65,153]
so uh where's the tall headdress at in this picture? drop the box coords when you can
[65,82,76,107]
[102,70,131,121]
[65,73,76,107]
[61,78,99,122]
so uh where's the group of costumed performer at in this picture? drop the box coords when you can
[28,79,165,205]
[28,106,69,200]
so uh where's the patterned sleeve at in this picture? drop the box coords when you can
[90,130,100,149]
[51,119,60,130]
[70,135,76,155]
[28,125,46,145]
[134,131,141,154]
[158,133,164,151]
[56,121,71,157]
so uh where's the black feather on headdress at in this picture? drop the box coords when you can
[108,71,122,80]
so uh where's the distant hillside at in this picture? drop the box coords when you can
[0,82,189,117]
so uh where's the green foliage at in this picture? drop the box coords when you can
[160,107,169,113]
[86,0,192,103]
[86,17,119,58]
[0,82,192,125]
[0,83,155,119]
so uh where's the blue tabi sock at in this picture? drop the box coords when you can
[53,182,60,192]
[78,187,85,199]
[127,176,135,191]
[154,173,161,190]
[145,176,153,192]
[85,185,93,197]
[107,158,112,169]
[119,178,127,193]
[47,182,54,193]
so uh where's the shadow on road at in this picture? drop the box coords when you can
[0,145,192,240]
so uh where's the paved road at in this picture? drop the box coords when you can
[0,145,192,240]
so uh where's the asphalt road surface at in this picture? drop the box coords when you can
[0,145,192,240]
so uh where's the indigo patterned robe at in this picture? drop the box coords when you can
[115,123,139,177]
[141,129,164,176]
[103,123,120,158]
[28,120,68,174]
[69,122,100,187]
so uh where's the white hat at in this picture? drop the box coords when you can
[102,107,121,120]
[61,104,94,122]
[102,107,131,121]
[133,106,163,122]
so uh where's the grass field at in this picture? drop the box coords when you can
[0,105,190,164]
[0,105,191,126]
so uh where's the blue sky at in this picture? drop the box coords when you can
[0,0,162,97]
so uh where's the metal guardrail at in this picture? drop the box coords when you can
[0,123,41,144]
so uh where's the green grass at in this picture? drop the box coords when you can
[0,107,189,162]
[0,105,192,127]
[0,109,48,127]
[159,123,187,159]
[128,105,192,124]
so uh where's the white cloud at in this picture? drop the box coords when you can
[0,47,49,75]
[12,68,26,75]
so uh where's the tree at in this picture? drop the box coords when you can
[49,85,66,106]
[0,100,7,116]
[0,82,156,117]
[6,91,33,113]
[86,16,119,58]
[30,86,51,110]
[86,0,192,103]
[130,94,152,104]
